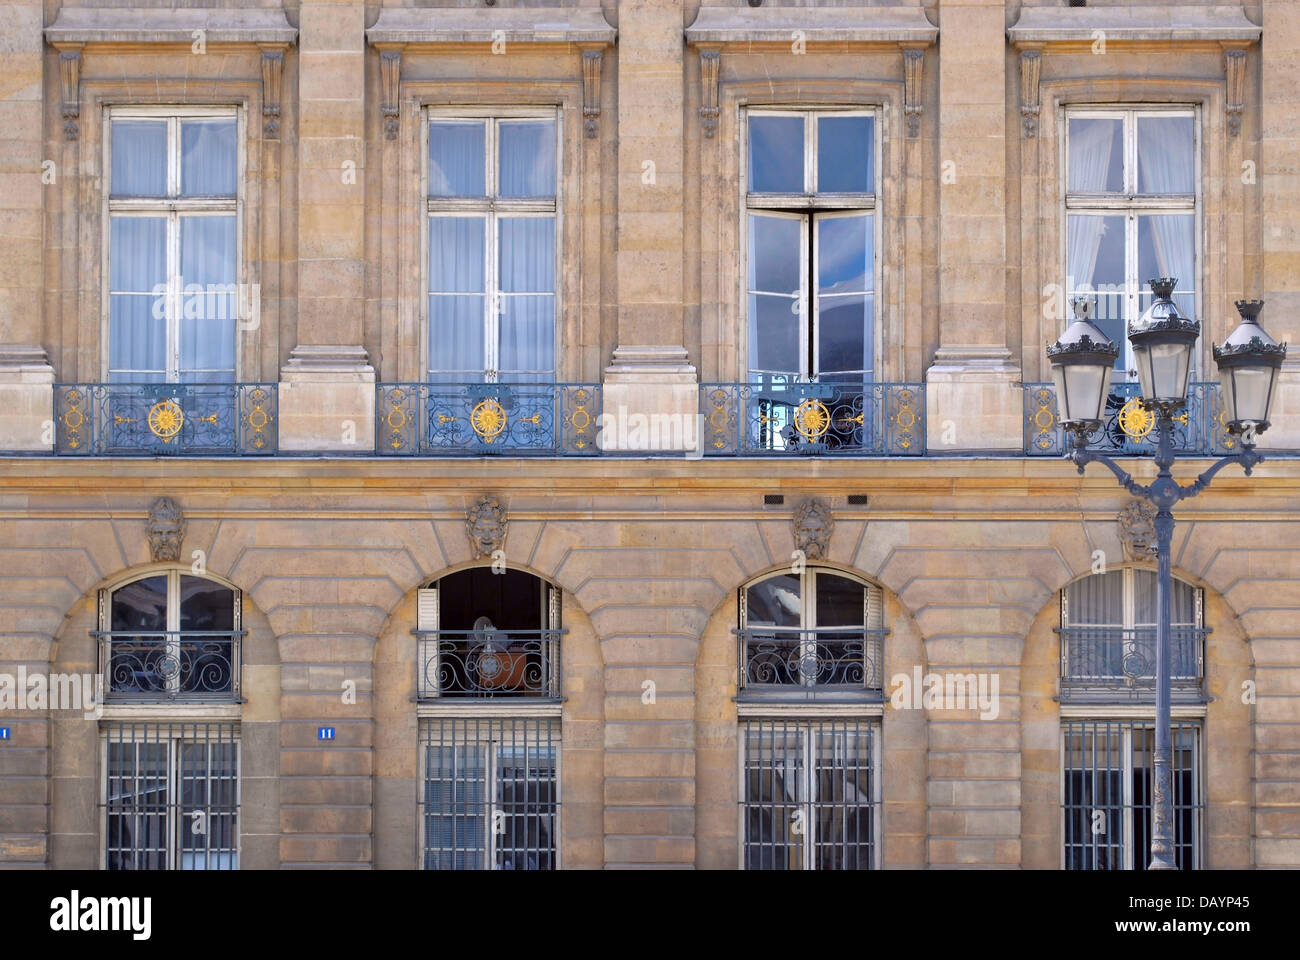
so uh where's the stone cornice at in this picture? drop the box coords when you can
[366,8,615,48]
[45,6,297,48]
[1007,4,1261,48]
[685,6,938,48]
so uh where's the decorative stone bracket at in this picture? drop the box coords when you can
[59,48,81,141]
[380,49,401,140]
[580,45,603,139]
[147,497,187,563]
[261,47,284,140]
[699,46,721,139]
[1019,49,1041,139]
[903,46,924,139]
[466,494,508,559]
[1224,45,1247,137]
[792,498,834,561]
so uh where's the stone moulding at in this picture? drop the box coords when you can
[685,6,939,46]
[365,8,616,47]
[1006,5,1262,46]
[44,7,298,46]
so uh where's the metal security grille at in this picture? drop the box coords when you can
[420,717,558,870]
[1062,719,1202,870]
[741,718,879,870]
[102,721,239,870]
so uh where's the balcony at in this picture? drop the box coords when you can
[736,627,886,700]
[96,630,243,702]
[376,382,601,456]
[415,628,563,700]
[55,382,277,456]
[700,379,925,456]
[1024,381,1235,457]
[1058,625,1206,703]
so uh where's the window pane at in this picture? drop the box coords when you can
[1065,571,1124,625]
[1138,215,1195,318]
[429,217,485,293]
[1068,117,1123,192]
[817,115,873,193]
[1137,116,1194,195]
[749,294,800,376]
[179,576,234,631]
[109,296,166,381]
[749,214,801,294]
[749,115,804,193]
[111,575,169,631]
[1067,214,1126,365]
[179,216,237,379]
[112,120,168,197]
[499,218,554,293]
[180,119,237,197]
[499,295,554,381]
[817,215,871,293]
[499,120,555,198]
[110,217,167,293]
[746,574,802,627]
[814,573,865,628]
[817,295,871,379]
[428,295,485,378]
[429,121,486,197]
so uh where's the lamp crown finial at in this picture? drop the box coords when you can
[1234,298,1265,322]
[1071,296,1094,321]
[1148,277,1177,300]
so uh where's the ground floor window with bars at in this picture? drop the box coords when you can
[101,721,239,870]
[420,716,558,870]
[741,717,879,870]
[1062,719,1202,870]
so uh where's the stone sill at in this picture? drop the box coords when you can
[45,6,297,46]
[1008,4,1261,45]
[367,8,615,47]
[686,6,938,46]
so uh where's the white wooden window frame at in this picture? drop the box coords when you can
[101,105,246,383]
[741,107,883,382]
[1060,106,1201,378]
[422,108,562,383]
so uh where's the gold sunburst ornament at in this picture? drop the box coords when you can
[147,400,185,441]
[793,399,832,440]
[1117,398,1155,439]
[470,399,508,442]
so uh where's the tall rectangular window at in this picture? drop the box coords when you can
[420,716,558,870]
[745,110,877,386]
[102,721,239,870]
[1062,720,1202,870]
[426,113,557,384]
[1064,108,1197,376]
[741,718,879,870]
[106,108,240,383]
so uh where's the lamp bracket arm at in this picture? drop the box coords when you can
[1177,448,1265,501]
[1068,446,1152,498]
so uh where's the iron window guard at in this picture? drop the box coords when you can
[736,626,887,698]
[93,630,244,701]
[1056,625,1207,703]
[414,628,564,700]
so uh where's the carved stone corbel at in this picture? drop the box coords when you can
[792,498,834,561]
[699,47,721,139]
[380,50,402,140]
[1118,499,1158,561]
[1020,49,1042,139]
[903,47,924,139]
[1224,46,1247,137]
[580,47,603,139]
[59,49,81,141]
[466,494,508,560]
[261,49,284,140]
[147,497,186,563]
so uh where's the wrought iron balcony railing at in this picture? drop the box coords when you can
[415,629,563,700]
[377,382,601,456]
[1024,381,1235,457]
[1058,625,1206,702]
[55,383,277,456]
[701,379,924,456]
[95,630,243,701]
[737,627,886,698]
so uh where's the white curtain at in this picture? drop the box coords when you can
[1136,120,1196,311]
[428,217,486,381]
[429,122,485,197]
[1068,118,1119,193]
[497,217,555,382]
[109,217,167,382]
[498,121,555,199]
[111,120,167,197]
[179,216,236,382]
[1066,571,1124,625]
[180,119,236,197]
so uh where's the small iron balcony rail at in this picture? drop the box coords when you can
[1024,381,1235,457]
[737,626,886,698]
[415,629,563,700]
[701,379,924,456]
[94,630,243,701]
[1057,625,1207,702]
[377,382,600,456]
[55,382,277,456]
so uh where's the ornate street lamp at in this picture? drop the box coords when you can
[1046,297,1119,432]
[1047,278,1284,871]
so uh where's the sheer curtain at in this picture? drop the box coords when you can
[1137,121,1196,312]
[179,216,236,382]
[428,122,485,197]
[109,217,168,382]
[497,217,555,382]
[428,217,486,381]
[180,119,236,197]
[1066,119,1118,294]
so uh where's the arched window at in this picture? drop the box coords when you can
[414,567,561,871]
[99,570,241,700]
[737,567,885,870]
[739,567,883,694]
[1058,568,1205,871]
[97,570,241,870]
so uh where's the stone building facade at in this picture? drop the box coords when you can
[0,0,1298,870]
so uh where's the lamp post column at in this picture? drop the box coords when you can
[1149,413,1178,870]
